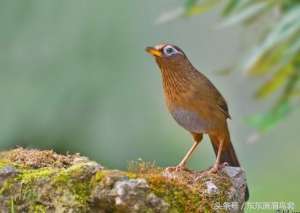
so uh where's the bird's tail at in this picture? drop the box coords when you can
[210,134,240,167]
[210,129,249,201]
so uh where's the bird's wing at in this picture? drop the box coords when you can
[216,95,231,119]
[192,71,231,119]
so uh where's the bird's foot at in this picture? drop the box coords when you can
[165,164,190,173]
[208,165,219,174]
[208,162,229,174]
[221,162,229,168]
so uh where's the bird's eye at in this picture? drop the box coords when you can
[163,46,177,56]
[166,48,174,54]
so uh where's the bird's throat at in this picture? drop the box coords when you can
[159,63,192,104]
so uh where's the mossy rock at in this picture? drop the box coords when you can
[0,148,247,212]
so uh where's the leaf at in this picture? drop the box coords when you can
[290,90,300,97]
[255,64,294,99]
[156,7,185,24]
[243,2,276,25]
[185,0,198,10]
[216,66,235,75]
[222,0,240,16]
[246,100,291,132]
[243,6,300,74]
[184,0,221,16]
[282,37,300,64]
[185,4,218,16]
[275,66,300,104]
[281,0,300,11]
[245,44,286,76]
[222,0,260,16]
[247,70,299,131]
[218,1,270,27]
[156,0,221,24]
[245,35,300,76]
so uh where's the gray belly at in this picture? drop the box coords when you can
[170,107,208,133]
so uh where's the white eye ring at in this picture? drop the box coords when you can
[163,45,179,56]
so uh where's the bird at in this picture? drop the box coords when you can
[146,43,249,201]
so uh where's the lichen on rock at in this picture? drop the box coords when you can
[0,148,247,212]
[91,173,169,212]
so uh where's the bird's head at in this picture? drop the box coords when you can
[146,43,187,67]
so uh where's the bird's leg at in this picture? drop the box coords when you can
[209,138,224,173]
[166,133,202,172]
[176,141,200,169]
[166,141,199,172]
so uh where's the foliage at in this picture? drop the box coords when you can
[159,0,300,133]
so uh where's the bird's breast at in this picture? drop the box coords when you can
[169,107,209,133]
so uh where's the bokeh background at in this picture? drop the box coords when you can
[0,0,299,211]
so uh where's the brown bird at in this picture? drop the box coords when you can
[146,43,249,200]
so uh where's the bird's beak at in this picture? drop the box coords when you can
[146,46,162,57]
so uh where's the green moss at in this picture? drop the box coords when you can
[53,170,69,184]
[0,179,14,195]
[145,173,199,212]
[125,171,138,179]
[30,204,46,213]
[1,149,240,212]
[19,168,54,183]
[50,166,91,206]
[128,160,233,213]
[145,174,231,212]
[0,162,93,211]
[16,168,54,202]
[90,170,105,187]
[0,160,10,169]
[73,182,90,204]
[1,165,232,212]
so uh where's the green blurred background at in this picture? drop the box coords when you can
[0,0,299,211]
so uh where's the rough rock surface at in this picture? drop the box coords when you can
[0,148,247,212]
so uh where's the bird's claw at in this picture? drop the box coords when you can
[222,162,229,167]
[165,165,190,173]
[208,162,229,174]
[208,165,219,174]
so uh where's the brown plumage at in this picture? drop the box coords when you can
[146,43,249,201]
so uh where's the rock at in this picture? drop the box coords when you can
[113,178,169,212]
[205,180,218,194]
[0,165,18,178]
[222,166,248,210]
[0,165,18,186]
[0,148,248,212]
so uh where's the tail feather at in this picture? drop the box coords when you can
[209,133,250,201]
[211,138,240,167]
